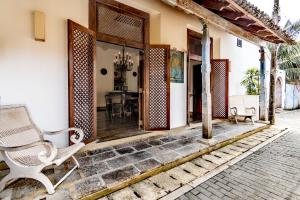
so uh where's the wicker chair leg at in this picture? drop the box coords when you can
[53,156,80,190]
[0,173,14,192]
[35,173,55,194]
[235,116,238,124]
[251,117,255,125]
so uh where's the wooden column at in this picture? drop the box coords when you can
[201,19,212,139]
[269,48,277,124]
[259,47,268,121]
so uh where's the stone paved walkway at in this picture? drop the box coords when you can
[102,126,284,200]
[178,130,300,200]
[0,121,265,200]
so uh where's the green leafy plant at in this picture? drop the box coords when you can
[269,20,300,82]
[241,68,260,95]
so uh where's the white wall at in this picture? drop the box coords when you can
[96,42,116,107]
[285,84,300,109]
[0,0,88,147]
[220,35,260,96]
[170,53,187,128]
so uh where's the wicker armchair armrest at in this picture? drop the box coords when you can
[245,107,256,115]
[43,128,84,144]
[0,140,57,164]
[230,107,238,116]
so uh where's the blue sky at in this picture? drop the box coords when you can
[248,0,300,26]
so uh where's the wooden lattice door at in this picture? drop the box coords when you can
[211,59,229,119]
[68,20,96,144]
[146,45,170,131]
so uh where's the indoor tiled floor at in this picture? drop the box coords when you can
[97,111,146,142]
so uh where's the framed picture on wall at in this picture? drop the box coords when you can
[170,50,184,83]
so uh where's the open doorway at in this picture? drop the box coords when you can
[187,29,206,124]
[188,60,202,122]
[192,61,202,122]
[87,0,151,142]
[96,42,145,141]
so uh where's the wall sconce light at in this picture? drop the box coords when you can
[34,11,45,42]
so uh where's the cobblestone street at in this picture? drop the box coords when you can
[178,110,300,200]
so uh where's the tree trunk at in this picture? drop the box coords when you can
[268,0,280,124]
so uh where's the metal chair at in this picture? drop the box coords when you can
[0,105,85,194]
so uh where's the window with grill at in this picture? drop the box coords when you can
[237,38,243,48]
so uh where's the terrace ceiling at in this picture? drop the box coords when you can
[163,0,295,44]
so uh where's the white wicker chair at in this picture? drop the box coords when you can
[0,105,85,194]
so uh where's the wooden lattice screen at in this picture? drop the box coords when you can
[211,59,229,119]
[147,45,170,130]
[96,3,144,44]
[68,20,97,143]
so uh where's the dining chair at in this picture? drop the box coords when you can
[111,94,124,119]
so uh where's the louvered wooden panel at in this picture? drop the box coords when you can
[97,4,144,44]
[147,45,170,130]
[68,20,96,144]
[211,59,229,119]
[189,36,202,57]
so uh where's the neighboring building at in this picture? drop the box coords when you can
[285,82,300,110]
[0,0,294,147]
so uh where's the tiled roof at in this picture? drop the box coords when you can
[233,0,294,43]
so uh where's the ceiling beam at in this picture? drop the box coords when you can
[196,0,230,11]
[261,37,282,44]
[243,24,265,33]
[273,39,284,43]
[257,30,274,37]
[248,24,265,32]
[265,35,280,41]
[228,18,256,27]
[214,10,244,20]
